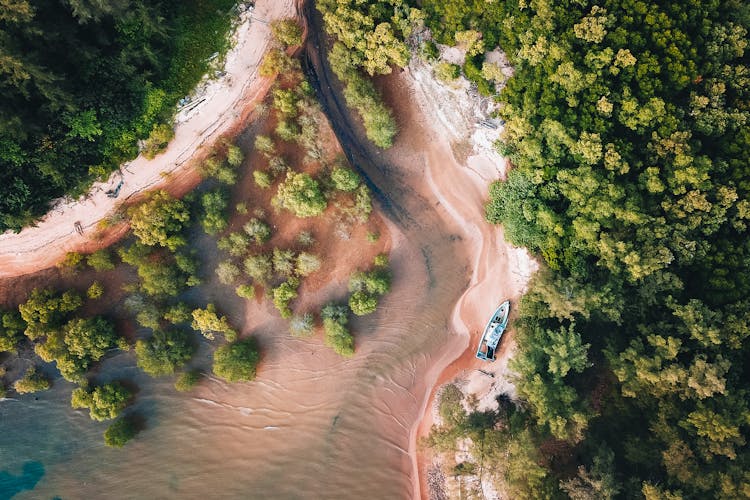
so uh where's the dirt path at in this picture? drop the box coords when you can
[0,0,301,278]
[302,6,535,498]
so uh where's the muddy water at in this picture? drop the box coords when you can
[2,13,495,500]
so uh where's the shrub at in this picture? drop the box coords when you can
[367,231,380,243]
[462,57,494,96]
[289,313,314,337]
[216,260,240,285]
[354,185,373,221]
[174,370,202,392]
[420,40,440,61]
[272,88,299,117]
[163,303,192,324]
[295,252,321,276]
[0,310,25,353]
[254,135,276,156]
[243,218,271,244]
[71,382,132,421]
[259,49,295,77]
[200,189,229,235]
[268,157,288,177]
[58,251,84,271]
[87,281,104,299]
[275,119,300,141]
[191,304,238,342]
[235,202,248,215]
[272,279,299,319]
[253,170,273,189]
[142,123,174,159]
[218,232,251,256]
[271,19,303,47]
[331,167,361,192]
[201,156,237,184]
[104,416,137,448]
[128,191,190,251]
[297,230,315,247]
[349,291,378,316]
[87,249,115,271]
[273,248,296,277]
[135,329,195,376]
[373,253,389,268]
[244,254,273,283]
[226,144,244,167]
[275,172,327,218]
[14,367,50,394]
[235,284,255,299]
[213,337,260,382]
[434,62,461,82]
[321,304,354,357]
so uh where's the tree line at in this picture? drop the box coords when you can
[0,0,236,231]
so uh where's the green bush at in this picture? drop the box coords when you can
[14,367,50,394]
[128,191,190,251]
[434,62,461,82]
[275,120,301,142]
[275,172,327,218]
[295,252,321,276]
[331,167,361,192]
[243,218,271,244]
[104,416,137,448]
[272,279,299,319]
[213,337,260,382]
[420,40,440,61]
[321,304,354,357]
[271,19,303,47]
[235,284,255,299]
[348,291,378,316]
[226,144,244,167]
[71,382,132,421]
[87,281,104,299]
[200,189,229,235]
[87,250,115,271]
[243,253,273,283]
[0,310,25,353]
[273,248,296,276]
[57,251,84,271]
[254,135,276,156]
[253,170,273,189]
[462,57,493,96]
[191,304,237,342]
[141,123,174,159]
[174,370,202,392]
[135,329,195,377]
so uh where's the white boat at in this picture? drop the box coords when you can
[475,301,510,361]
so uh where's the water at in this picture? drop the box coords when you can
[2,30,493,499]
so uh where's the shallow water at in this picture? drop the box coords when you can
[1,223,469,499]
[2,17,493,499]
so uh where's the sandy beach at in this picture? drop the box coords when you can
[0,0,301,278]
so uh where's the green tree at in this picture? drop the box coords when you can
[14,367,50,394]
[128,191,190,251]
[104,416,138,448]
[71,382,132,421]
[191,304,238,341]
[135,329,195,376]
[212,337,260,382]
[330,166,361,192]
[275,172,327,218]
[174,370,202,392]
[200,189,229,235]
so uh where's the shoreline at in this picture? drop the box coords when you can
[394,63,537,498]
[0,0,302,279]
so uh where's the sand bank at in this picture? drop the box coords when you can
[0,0,301,278]
[395,61,538,498]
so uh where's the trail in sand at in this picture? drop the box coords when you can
[0,0,300,278]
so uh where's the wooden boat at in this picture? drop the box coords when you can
[475,300,510,361]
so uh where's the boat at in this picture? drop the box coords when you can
[475,300,510,361]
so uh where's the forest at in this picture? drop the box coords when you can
[420,0,749,497]
[0,0,237,231]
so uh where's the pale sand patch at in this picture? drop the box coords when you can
[0,0,301,278]
[402,58,538,498]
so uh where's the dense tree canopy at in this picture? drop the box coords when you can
[416,0,750,496]
[0,0,237,231]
